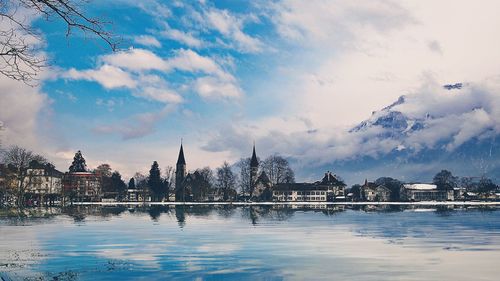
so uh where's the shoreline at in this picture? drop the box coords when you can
[68,201,500,206]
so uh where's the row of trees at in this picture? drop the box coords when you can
[433,170,498,193]
[127,154,295,202]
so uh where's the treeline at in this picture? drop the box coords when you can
[0,145,295,204]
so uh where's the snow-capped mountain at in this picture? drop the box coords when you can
[311,82,500,184]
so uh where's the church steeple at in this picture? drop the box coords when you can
[250,143,258,168]
[177,143,186,166]
[175,142,187,195]
[249,143,259,196]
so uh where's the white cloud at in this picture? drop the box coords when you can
[139,87,183,104]
[66,65,137,89]
[134,35,162,48]
[272,0,413,44]
[101,48,168,72]
[160,23,203,48]
[194,76,243,100]
[205,8,263,53]
[0,77,48,150]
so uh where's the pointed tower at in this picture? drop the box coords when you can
[250,144,259,194]
[175,142,187,190]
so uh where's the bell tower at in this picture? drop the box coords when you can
[250,143,259,194]
[175,141,187,189]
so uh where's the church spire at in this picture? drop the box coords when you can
[250,143,258,168]
[177,143,186,165]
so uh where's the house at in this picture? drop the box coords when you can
[63,171,101,202]
[361,180,391,202]
[400,183,454,201]
[272,172,346,202]
[23,161,63,205]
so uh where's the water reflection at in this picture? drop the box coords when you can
[1,205,500,280]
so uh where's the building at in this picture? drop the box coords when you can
[63,172,101,202]
[249,145,273,200]
[272,172,346,202]
[174,143,219,202]
[400,183,454,201]
[23,162,63,205]
[361,180,391,202]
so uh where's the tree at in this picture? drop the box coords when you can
[2,145,46,206]
[216,162,237,201]
[110,171,126,200]
[187,167,215,201]
[236,157,252,195]
[374,177,402,201]
[349,184,362,201]
[148,161,164,201]
[0,0,116,83]
[163,166,175,201]
[433,170,458,190]
[477,177,497,194]
[261,154,295,185]
[134,172,148,202]
[95,164,112,177]
[69,150,87,173]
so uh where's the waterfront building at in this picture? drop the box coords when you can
[361,180,391,202]
[400,183,454,201]
[273,172,346,202]
[63,172,101,202]
[23,162,63,205]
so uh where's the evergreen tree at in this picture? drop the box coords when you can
[148,161,164,201]
[69,150,87,173]
[110,171,127,200]
[128,178,136,189]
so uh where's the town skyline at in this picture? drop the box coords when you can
[1,1,500,184]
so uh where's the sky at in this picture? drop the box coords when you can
[1,0,500,182]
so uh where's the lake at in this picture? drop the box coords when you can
[1,204,500,280]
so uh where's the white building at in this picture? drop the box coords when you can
[23,163,63,204]
[400,183,454,201]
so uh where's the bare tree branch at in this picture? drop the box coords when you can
[0,0,117,84]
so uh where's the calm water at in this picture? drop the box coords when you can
[1,205,500,280]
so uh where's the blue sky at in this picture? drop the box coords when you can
[1,0,500,182]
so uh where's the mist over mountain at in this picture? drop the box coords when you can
[301,81,500,185]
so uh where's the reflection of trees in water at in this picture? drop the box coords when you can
[240,206,296,225]
[215,205,237,218]
[148,205,171,221]
[61,205,128,222]
[0,207,61,224]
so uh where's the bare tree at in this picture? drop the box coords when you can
[133,172,148,202]
[261,154,295,185]
[216,162,237,201]
[163,166,175,201]
[0,0,117,83]
[236,157,251,195]
[2,145,46,206]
